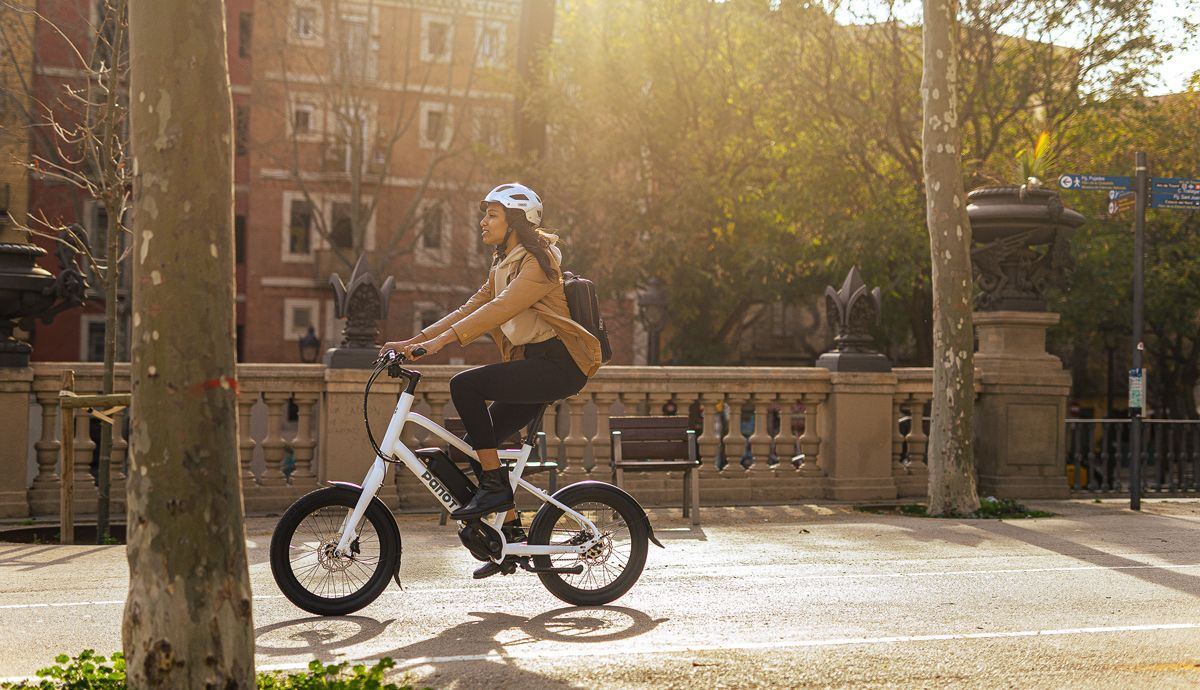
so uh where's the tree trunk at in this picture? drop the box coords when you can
[124,1,255,687]
[922,0,979,515]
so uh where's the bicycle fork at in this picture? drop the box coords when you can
[332,391,414,557]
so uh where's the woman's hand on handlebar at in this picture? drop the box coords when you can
[405,331,454,360]
[380,337,418,359]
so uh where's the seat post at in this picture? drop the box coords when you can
[522,402,550,445]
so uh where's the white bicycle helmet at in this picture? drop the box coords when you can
[480,182,543,225]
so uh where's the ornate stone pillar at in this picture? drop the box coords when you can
[973,311,1071,498]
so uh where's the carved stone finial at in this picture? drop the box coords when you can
[816,266,891,372]
[324,254,394,368]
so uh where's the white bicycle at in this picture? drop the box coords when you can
[269,349,662,616]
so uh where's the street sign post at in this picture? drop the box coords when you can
[1055,158,1199,511]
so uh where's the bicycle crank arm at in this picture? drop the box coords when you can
[517,560,585,575]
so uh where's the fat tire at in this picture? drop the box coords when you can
[269,486,400,616]
[527,483,649,606]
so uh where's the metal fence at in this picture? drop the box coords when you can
[1066,419,1200,494]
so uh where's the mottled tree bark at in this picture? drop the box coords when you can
[123,1,255,686]
[921,0,980,515]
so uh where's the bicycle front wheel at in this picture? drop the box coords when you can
[527,483,649,606]
[269,486,400,616]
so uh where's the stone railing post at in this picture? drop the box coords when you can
[973,311,1071,498]
[71,405,99,510]
[562,395,589,477]
[32,389,62,509]
[259,392,291,487]
[0,368,33,517]
[816,372,899,500]
[748,394,774,467]
[797,393,825,477]
[237,394,258,484]
[290,392,320,485]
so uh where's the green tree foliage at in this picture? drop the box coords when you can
[1055,90,1200,417]
[530,0,1179,365]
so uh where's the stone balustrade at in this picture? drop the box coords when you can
[0,316,1073,519]
[14,362,325,517]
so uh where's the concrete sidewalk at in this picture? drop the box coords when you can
[2,499,1199,688]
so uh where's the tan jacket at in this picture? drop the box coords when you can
[418,245,603,377]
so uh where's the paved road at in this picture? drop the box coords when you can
[2,500,1199,688]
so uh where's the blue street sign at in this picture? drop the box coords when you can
[1108,190,1135,200]
[1058,174,1132,191]
[1151,178,1200,194]
[1151,194,1200,210]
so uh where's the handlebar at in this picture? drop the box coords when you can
[374,347,428,378]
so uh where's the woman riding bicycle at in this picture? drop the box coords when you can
[381,183,602,577]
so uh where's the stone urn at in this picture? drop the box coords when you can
[0,205,87,367]
[966,185,1085,312]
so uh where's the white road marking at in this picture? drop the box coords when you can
[2,562,1199,610]
[251,622,1200,672]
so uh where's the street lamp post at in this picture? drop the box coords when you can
[298,325,321,364]
[637,277,668,365]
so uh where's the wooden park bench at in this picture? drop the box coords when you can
[435,417,558,525]
[610,416,701,525]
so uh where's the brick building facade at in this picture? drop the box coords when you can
[17,1,642,366]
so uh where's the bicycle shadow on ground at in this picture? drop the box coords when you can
[256,606,668,689]
[382,606,669,689]
[256,615,395,657]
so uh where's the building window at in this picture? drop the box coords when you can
[287,197,314,257]
[421,204,443,249]
[295,7,318,40]
[235,324,244,362]
[235,214,246,264]
[235,105,249,156]
[474,110,503,149]
[421,14,453,63]
[238,12,252,58]
[330,202,354,249]
[415,200,449,266]
[83,201,110,261]
[419,102,452,149]
[468,202,492,266]
[413,302,443,335]
[284,299,321,341]
[335,15,378,81]
[292,104,314,136]
[476,21,506,67]
[82,316,106,362]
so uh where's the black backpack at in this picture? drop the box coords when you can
[562,271,612,364]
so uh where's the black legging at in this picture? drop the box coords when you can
[450,338,587,450]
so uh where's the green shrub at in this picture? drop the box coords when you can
[0,652,423,690]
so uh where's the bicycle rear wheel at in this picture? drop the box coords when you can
[527,483,649,606]
[269,486,400,616]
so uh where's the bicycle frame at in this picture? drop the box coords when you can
[332,388,603,563]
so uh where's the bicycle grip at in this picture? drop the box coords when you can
[412,346,427,358]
